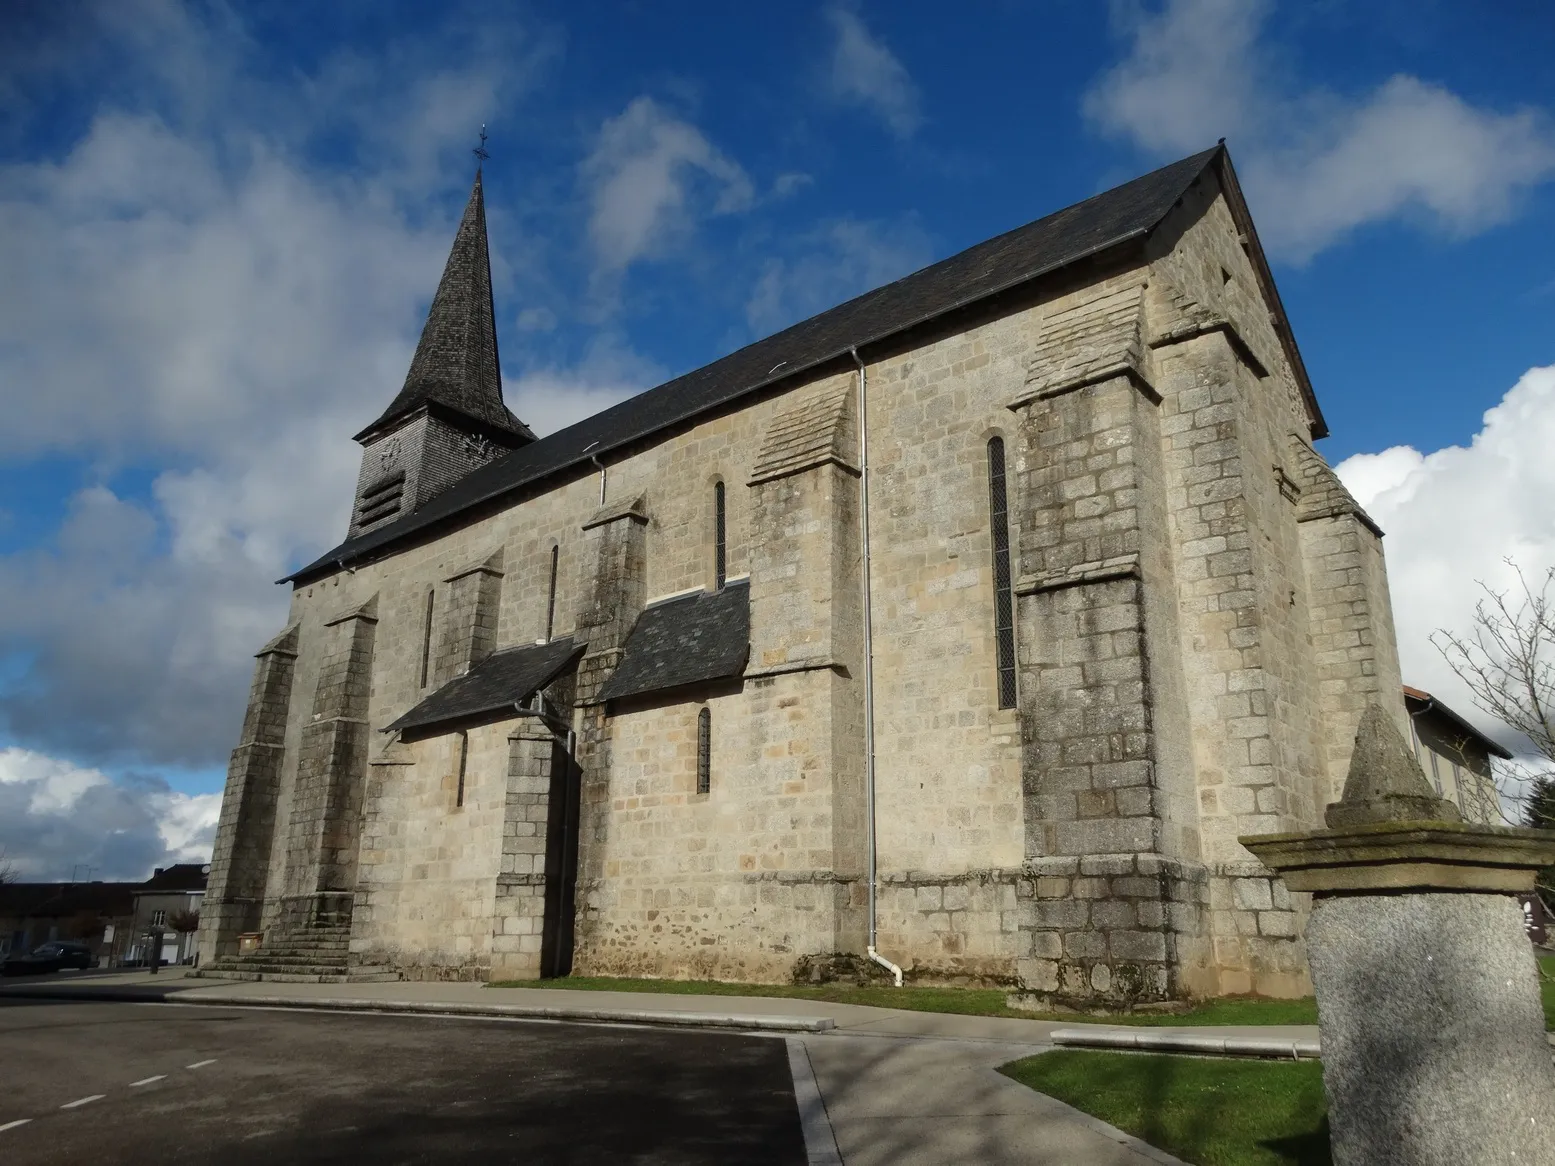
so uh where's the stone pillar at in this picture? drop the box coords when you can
[431,548,504,686]
[1008,285,1211,1005]
[279,596,378,929]
[1245,705,1555,1166]
[199,624,299,963]
[1291,439,1407,804]
[570,494,648,963]
[492,722,558,980]
[745,375,866,960]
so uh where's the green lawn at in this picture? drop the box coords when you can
[494,957,1555,1029]
[489,974,1321,1025]
[1000,1049,1330,1166]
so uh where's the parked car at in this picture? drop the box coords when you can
[2,941,94,976]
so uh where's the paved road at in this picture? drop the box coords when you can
[0,998,807,1165]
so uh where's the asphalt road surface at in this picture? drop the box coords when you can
[0,998,808,1165]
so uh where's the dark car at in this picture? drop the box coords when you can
[2,941,95,976]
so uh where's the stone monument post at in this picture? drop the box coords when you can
[1243,705,1555,1166]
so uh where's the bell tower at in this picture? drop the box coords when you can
[348,166,533,538]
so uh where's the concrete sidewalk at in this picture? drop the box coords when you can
[0,967,1317,1043]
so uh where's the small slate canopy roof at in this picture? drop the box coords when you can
[600,581,750,702]
[290,144,1319,586]
[387,636,584,737]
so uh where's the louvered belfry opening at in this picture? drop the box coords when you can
[987,437,1017,709]
[357,472,405,528]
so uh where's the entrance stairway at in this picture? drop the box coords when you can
[193,924,398,984]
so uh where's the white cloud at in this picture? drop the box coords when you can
[1336,364,1555,755]
[822,8,922,139]
[581,96,753,275]
[745,217,934,337]
[0,7,614,776]
[1085,0,1555,260]
[0,746,219,880]
[507,335,661,437]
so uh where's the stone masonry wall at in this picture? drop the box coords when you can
[199,625,298,963]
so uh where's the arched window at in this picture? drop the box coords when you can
[987,438,1017,709]
[545,544,560,642]
[713,481,727,590]
[696,706,711,795]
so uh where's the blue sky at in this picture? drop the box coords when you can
[1,0,1552,876]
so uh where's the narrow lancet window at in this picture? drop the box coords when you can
[545,544,559,641]
[696,707,711,795]
[713,481,727,590]
[419,589,436,688]
[455,730,469,808]
[987,438,1017,709]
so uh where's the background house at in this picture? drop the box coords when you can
[0,881,136,964]
[1403,685,1512,825]
[125,863,209,967]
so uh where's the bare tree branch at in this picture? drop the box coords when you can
[1431,562,1555,767]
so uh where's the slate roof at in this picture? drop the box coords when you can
[599,581,750,703]
[387,636,585,737]
[355,170,534,446]
[139,863,210,893]
[290,145,1315,585]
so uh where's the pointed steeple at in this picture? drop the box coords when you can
[355,170,534,445]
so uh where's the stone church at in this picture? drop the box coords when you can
[197,144,1404,1004]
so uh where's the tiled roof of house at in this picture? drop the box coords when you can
[387,636,585,738]
[354,170,534,446]
[1403,686,1514,760]
[289,145,1318,585]
[599,581,751,703]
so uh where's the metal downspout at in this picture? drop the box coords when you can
[851,346,903,988]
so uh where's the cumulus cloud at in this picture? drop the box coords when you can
[581,96,753,275]
[0,746,219,880]
[1085,0,1555,260]
[822,7,922,139]
[0,5,623,776]
[1335,364,1555,756]
[745,217,934,336]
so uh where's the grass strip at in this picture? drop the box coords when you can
[497,954,1555,1028]
[489,974,1322,1025]
[999,1049,1330,1166]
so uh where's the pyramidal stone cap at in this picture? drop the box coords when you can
[1241,703,1555,894]
[1324,704,1461,828]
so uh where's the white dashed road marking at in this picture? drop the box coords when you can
[186,1059,217,1070]
[129,1075,166,1087]
[0,1119,32,1133]
[60,1095,104,1109]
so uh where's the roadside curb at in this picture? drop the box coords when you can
[0,985,837,1033]
[1049,1027,1319,1060]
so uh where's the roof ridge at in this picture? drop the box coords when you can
[289,147,1224,584]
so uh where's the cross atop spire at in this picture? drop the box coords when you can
[354,169,533,447]
[473,124,489,166]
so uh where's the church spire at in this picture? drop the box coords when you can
[354,166,533,445]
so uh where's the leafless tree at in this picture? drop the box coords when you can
[1432,562,1555,823]
[0,848,16,885]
